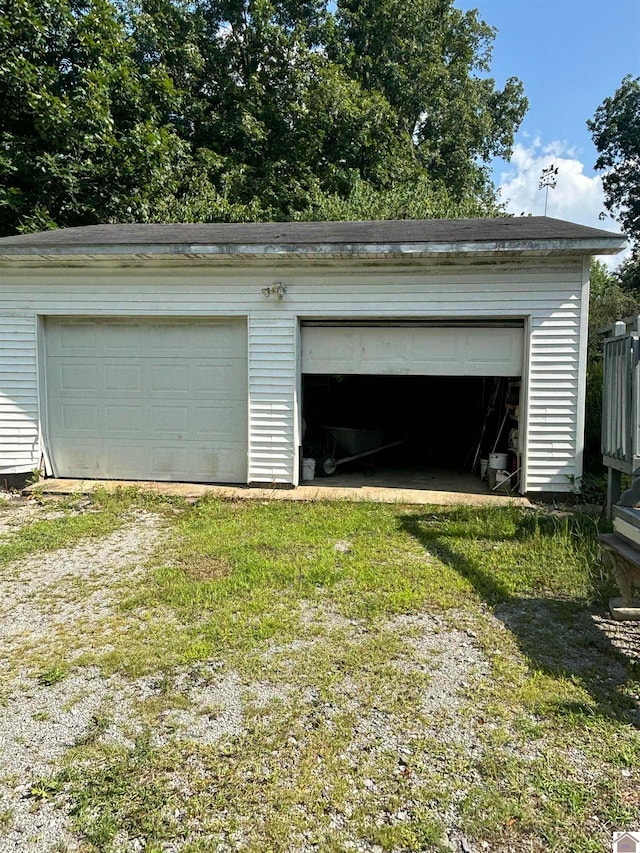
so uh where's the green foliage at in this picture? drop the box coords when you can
[0,0,193,232]
[615,253,640,294]
[0,0,527,233]
[36,664,69,687]
[329,0,527,198]
[585,259,640,474]
[294,173,503,221]
[589,259,640,332]
[588,75,640,250]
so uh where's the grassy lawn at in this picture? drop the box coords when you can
[2,494,639,852]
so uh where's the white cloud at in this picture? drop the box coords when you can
[497,139,629,268]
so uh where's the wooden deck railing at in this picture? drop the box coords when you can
[601,317,640,514]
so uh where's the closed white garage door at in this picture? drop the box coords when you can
[45,318,247,482]
[302,324,523,376]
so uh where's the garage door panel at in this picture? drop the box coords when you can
[149,404,189,434]
[45,318,248,483]
[105,365,143,392]
[48,322,97,353]
[56,362,98,392]
[105,404,144,432]
[61,404,99,431]
[193,404,243,438]
[302,325,523,376]
[192,362,247,395]
[149,364,188,393]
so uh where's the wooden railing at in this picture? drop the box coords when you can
[601,317,640,514]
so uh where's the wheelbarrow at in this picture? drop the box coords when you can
[316,426,408,476]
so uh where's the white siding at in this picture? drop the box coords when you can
[248,315,297,484]
[0,313,39,474]
[526,298,583,491]
[0,258,587,491]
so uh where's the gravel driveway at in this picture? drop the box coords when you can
[0,494,638,853]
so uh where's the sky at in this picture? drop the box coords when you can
[454,0,640,266]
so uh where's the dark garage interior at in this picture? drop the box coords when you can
[301,374,521,489]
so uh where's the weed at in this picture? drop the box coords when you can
[25,468,40,487]
[29,777,63,800]
[74,713,112,747]
[37,665,68,687]
[32,710,51,722]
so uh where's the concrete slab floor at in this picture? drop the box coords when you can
[25,467,531,507]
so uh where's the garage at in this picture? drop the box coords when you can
[301,322,523,483]
[0,218,626,494]
[44,317,248,483]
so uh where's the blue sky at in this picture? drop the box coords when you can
[454,0,640,260]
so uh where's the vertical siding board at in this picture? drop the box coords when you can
[248,314,297,484]
[0,314,39,473]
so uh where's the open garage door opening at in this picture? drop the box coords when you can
[300,321,524,494]
[301,375,521,491]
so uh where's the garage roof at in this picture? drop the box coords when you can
[0,217,625,261]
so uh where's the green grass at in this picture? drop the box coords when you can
[7,496,639,853]
[79,500,613,677]
[0,488,164,566]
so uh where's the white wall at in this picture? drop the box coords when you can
[0,256,587,492]
[0,312,39,475]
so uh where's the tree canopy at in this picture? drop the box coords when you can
[589,75,640,301]
[589,75,640,251]
[0,0,527,234]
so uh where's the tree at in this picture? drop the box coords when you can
[293,173,503,221]
[615,254,640,295]
[588,75,640,250]
[328,0,527,198]
[0,0,528,233]
[0,0,202,232]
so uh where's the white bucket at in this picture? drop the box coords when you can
[302,458,316,481]
[479,459,488,480]
[489,452,508,470]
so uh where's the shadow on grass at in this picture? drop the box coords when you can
[401,508,640,726]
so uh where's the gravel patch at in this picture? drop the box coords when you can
[0,497,61,536]
[0,510,166,665]
[154,667,245,746]
[390,612,489,721]
[0,505,169,851]
[0,668,112,853]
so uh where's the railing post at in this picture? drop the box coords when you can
[606,468,623,519]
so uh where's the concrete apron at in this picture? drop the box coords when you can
[24,477,531,507]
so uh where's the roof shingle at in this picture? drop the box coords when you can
[0,217,624,257]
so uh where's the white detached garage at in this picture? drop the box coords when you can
[0,218,624,495]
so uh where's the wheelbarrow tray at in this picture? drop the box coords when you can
[317,426,408,476]
[320,426,386,457]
